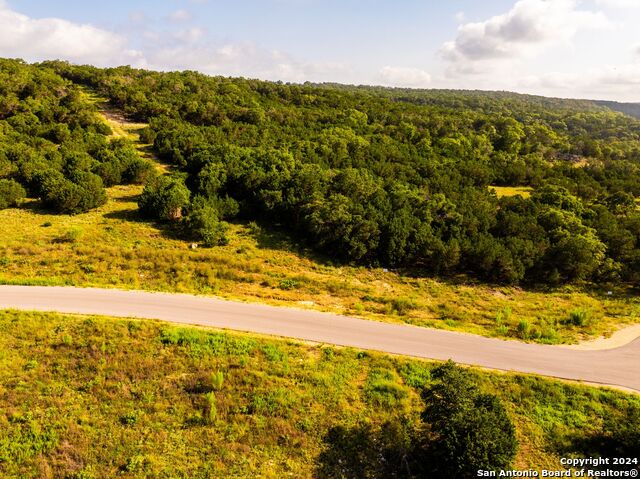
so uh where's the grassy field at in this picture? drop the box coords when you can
[1,310,638,478]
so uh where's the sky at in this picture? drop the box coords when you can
[1,0,639,101]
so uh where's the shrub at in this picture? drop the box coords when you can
[182,198,229,247]
[122,156,155,184]
[138,127,156,144]
[37,170,107,214]
[210,371,224,391]
[139,175,190,221]
[517,320,531,339]
[122,455,147,473]
[247,221,262,236]
[389,297,417,316]
[119,411,138,426]
[496,325,509,336]
[495,307,512,325]
[278,279,299,290]
[204,392,217,424]
[422,361,518,477]
[0,179,26,209]
[568,309,589,327]
[56,227,83,244]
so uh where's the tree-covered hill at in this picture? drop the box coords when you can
[0,59,153,215]
[2,59,639,287]
[594,100,640,120]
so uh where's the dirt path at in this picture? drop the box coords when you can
[79,86,169,174]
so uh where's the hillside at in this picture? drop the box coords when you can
[47,61,640,287]
[595,100,640,120]
[3,59,640,287]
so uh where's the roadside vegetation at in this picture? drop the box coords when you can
[1,311,638,478]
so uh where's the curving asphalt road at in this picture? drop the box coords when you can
[1,285,638,391]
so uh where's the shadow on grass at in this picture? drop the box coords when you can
[103,209,144,221]
[315,421,425,479]
[16,200,63,217]
[112,193,141,203]
[245,219,337,267]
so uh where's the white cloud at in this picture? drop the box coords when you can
[0,3,346,83]
[172,27,206,44]
[167,9,192,23]
[517,63,640,100]
[379,66,431,87]
[145,40,347,82]
[442,0,609,72]
[128,10,146,24]
[595,0,640,8]
[0,3,142,65]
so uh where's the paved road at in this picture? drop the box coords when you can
[1,286,638,391]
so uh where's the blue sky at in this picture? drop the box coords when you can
[1,0,639,101]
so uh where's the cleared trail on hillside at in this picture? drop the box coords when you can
[1,285,638,392]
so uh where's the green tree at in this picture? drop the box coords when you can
[421,361,518,478]
[0,179,26,209]
[182,198,229,247]
[138,176,190,221]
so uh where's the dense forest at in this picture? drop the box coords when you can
[1,58,639,286]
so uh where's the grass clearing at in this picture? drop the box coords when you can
[489,185,534,198]
[0,310,637,478]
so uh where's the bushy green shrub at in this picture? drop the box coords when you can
[0,179,26,209]
[422,361,518,477]
[517,320,531,339]
[182,199,229,247]
[568,309,589,327]
[139,175,190,221]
